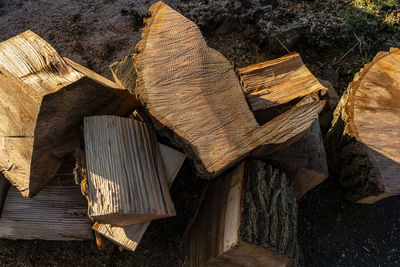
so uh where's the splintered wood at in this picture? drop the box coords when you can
[238,53,327,111]
[0,30,137,198]
[94,143,186,251]
[183,161,299,266]
[84,116,175,226]
[326,48,400,203]
[114,1,326,179]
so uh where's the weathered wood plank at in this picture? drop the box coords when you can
[84,115,175,226]
[93,143,186,251]
[325,48,400,203]
[0,172,92,240]
[0,30,137,197]
[238,53,327,111]
[183,161,299,266]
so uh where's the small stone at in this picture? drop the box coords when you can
[323,67,339,88]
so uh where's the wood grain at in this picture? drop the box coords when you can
[325,48,400,202]
[238,53,327,111]
[131,2,325,179]
[94,143,186,251]
[0,173,92,240]
[183,161,298,266]
[0,30,137,197]
[84,115,175,226]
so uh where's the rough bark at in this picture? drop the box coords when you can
[84,115,175,226]
[325,48,400,203]
[0,30,138,197]
[113,1,325,180]
[183,160,299,266]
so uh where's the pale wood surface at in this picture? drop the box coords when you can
[94,143,186,251]
[326,48,400,202]
[238,53,327,111]
[183,161,299,266]
[84,115,175,226]
[131,2,325,179]
[0,30,137,197]
[0,174,92,240]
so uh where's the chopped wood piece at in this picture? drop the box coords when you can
[0,30,137,197]
[255,119,328,199]
[183,161,299,266]
[93,143,186,251]
[0,175,10,217]
[84,115,175,226]
[118,1,325,179]
[238,53,327,111]
[325,48,400,203]
[0,167,92,240]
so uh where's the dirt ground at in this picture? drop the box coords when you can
[0,0,399,266]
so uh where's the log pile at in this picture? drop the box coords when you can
[1,0,397,265]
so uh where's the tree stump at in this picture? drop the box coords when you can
[325,48,400,203]
[0,30,138,197]
[84,115,175,226]
[183,161,300,266]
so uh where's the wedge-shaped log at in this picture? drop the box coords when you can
[183,161,300,266]
[93,143,186,251]
[254,119,328,199]
[325,48,400,203]
[84,116,175,226]
[238,53,327,111]
[0,164,92,240]
[0,30,137,197]
[116,1,325,179]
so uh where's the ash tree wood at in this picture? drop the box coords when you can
[237,53,327,111]
[257,119,328,199]
[0,30,138,198]
[0,167,92,241]
[325,48,400,203]
[93,143,186,251]
[183,161,300,266]
[118,1,325,179]
[84,115,175,226]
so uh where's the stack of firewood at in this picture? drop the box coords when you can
[0,2,399,266]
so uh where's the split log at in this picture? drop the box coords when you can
[84,115,175,226]
[325,48,400,203]
[113,1,325,179]
[0,160,92,240]
[183,161,300,266]
[0,174,10,217]
[237,52,327,111]
[253,119,328,199]
[0,30,137,198]
[93,143,186,251]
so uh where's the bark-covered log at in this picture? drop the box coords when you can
[183,161,300,266]
[0,159,92,240]
[0,30,137,198]
[93,143,186,251]
[325,48,400,203]
[112,1,325,180]
[84,115,175,226]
